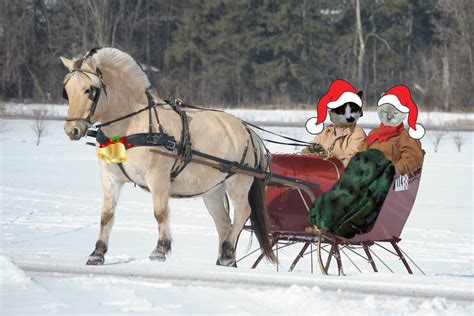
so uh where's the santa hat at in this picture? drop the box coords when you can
[378,85,425,139]
[305,79,362,135]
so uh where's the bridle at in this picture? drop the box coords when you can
[63,68,105,125]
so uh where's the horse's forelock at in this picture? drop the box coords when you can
[63,70,102,89]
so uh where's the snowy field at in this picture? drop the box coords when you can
[3,102,474,127]
[1,111,473,315]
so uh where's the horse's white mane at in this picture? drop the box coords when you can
[93,47,151,90]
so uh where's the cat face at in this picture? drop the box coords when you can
[329,102,363,127]
[377,103,407,126]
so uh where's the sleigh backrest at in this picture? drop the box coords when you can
[348,168,423,243]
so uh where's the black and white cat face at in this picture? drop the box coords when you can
[377,103,407,126]
[329,102,363,127]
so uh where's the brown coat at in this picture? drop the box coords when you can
[364,128,424,175]
[303,125,367,166]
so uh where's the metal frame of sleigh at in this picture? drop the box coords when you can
[240,154,426,276]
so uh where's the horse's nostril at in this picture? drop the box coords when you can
[72,127,80,136]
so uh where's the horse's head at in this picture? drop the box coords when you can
[60,55,105,140]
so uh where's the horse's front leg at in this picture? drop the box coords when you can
[148,179,172,261]
[86,170,124,265]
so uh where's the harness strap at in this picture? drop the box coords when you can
[92,129,178,151]
[153,106,165,134]
[168,103,192,181]
[150,148,320,189]
[245,126,260,169]
[240,139,250,165]
[117,163,150,191]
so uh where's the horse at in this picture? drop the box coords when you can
[60,47,276,267]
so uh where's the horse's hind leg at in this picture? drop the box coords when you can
[217,175,253,267]
[148,182,172,261]
[87,173,124,265]
[203,186,232,264]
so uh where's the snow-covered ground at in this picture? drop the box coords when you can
[1,112,473,315]
[3,102,474,127]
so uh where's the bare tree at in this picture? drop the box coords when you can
[354,0,365,89]
[434,0,474,110]
[452,131,466,152]
[429,125,448,153]
[0,103,8,134]
[31,108,49,146]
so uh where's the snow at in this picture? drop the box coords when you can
[1,111,473,315]
[3,103,474,127]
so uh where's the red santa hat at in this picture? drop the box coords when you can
[305,79,362,135]
[378,85,425,139]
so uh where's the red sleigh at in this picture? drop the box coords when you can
[242,154,424,275]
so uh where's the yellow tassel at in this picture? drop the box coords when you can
[97,143,128,163]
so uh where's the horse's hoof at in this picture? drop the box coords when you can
[216,259,237,268]
[149,254,166,261]
[149,249,166,261]
[86,256,104,265]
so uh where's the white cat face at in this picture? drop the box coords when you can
[377,103,407,126]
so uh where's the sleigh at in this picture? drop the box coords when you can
[241,153,425,275]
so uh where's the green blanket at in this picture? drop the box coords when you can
[308,149,395,238]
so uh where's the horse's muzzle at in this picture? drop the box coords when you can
[64,121,88,140]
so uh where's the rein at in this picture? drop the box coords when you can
[72,77,309,187]
[159,101,313,148]
[96,93,167,129]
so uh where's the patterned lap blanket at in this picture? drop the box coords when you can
[308,149,395,238]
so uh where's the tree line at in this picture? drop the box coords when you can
[0,0,472,110]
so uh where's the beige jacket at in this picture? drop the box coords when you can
[303,125,367,166]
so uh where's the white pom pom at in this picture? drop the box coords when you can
[408,123,425,139]
[305,117,324,135]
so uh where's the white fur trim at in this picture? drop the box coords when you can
[327,91,362,109]
[408,123,425,139]
[305,117,324,135]
[378,94,409,113]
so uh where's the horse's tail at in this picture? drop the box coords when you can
[247,130,277,264]
[248,178,277,263]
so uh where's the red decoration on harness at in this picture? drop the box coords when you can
[99,136,127,148]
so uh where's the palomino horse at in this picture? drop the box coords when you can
[60,47,276,267]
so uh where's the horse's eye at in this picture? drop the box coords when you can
[84,89,90,94]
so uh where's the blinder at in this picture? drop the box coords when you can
[88,86,101,119]
[62,85,99,101]
[62,86,69,100]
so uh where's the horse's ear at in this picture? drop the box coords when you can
[60,57,76,71]
[82,57,96,72]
